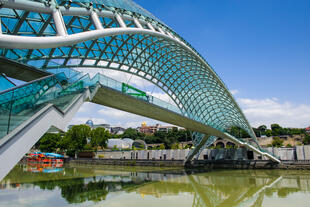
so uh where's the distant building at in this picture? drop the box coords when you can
[85,120,94,128]
[306,126,310,134]
[107,138,133,149]
[111,127,126,135]
[68,120,111,132]
[137,122,179,134]
[138,122,159,134]
[106,138,146,149]
[157,125,176,133]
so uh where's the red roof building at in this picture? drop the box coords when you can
[306,126,310,134]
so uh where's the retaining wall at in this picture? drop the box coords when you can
[96,146,310,161]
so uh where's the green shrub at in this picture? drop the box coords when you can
[272,137,283,147]
[159,144,165,150]
[171,143,179,149]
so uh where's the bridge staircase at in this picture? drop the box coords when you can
[0,69,99,180]
[0,67,186,180]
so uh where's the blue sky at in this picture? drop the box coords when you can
[135,0,310,102]
[70,0,310,128]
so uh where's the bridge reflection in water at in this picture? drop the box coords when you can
[1,166,310,207]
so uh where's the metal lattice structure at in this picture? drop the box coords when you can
[0,0,279,162]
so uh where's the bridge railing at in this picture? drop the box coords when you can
[93,73,182,114]
[0,71,87,141]
[71,71,182,114]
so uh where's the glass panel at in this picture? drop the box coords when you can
[0,74,15,92]
[0,90,13,138]
[0,71,87,141]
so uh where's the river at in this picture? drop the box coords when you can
[1,164,310,207]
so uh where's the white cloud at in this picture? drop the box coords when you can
[128,74,154,88]
[77,102,96,113]
[149,92,175,105]
[76,68,154,88]
[98,107,166,126]
[238,98,310,128]
[101,69,130,83]
[230,89,239,95]
[98,107,138,119]
[99,69,154,88]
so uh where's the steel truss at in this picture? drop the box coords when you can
[0,0,279,162]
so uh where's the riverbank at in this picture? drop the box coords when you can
[65,158,310,170]
[66,157,185,167]
[94,146,310,161]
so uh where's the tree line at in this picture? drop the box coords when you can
[35,125,110,157]
[228,123,306,138]
[35,125,192,155]
[120,127,192,149]
[35,123,309,154]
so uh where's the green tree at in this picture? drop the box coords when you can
[36,133,61,152]
[122,128,145,140]
[265,129,272,137]
[252,127,261,137]
[145,134,160,144]
[228,126,250,138]
[258,125,267,133]
[62,125,91,157]
[303,133,310,145]
[272,136,284,147]
[91,127,110,150]
[271,124,283,136]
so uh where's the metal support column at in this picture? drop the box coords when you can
[185,134,210,163]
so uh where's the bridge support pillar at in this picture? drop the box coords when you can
[185,134,211,164]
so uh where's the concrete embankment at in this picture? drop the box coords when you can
[94,146,310,161]
[189,160,310,170]
[66,158,184,167]
[65,158,310,170]
[64,146,310,170]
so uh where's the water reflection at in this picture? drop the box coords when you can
[1,165,310,207]
[23,163,63,173]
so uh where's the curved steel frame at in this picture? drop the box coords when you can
[0,0,279,162]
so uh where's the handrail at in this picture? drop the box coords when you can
[0,74,55,95]
[1,73,16,86]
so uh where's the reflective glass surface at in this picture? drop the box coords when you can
[0,74,15,91]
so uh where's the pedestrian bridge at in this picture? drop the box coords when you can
[0,0,280,180]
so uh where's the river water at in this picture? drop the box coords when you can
[1,164,310,207]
